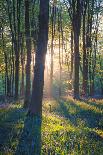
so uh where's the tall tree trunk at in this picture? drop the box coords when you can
[58,11,62,96]
[1,26,10,96]
[29,0,49,115]
[82,2,87,97]
[73,0,81,99]
[50,5,55,97]
[71,30,73,79]
[88,0,94,96]
[91,8,99,96]
[6,0,15,96]
[24,0,31,107]
[12,0,19,99]
[15,0,49,154]
[21,33,25,97]
[73,29,80,99]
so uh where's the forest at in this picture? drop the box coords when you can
[0,0,103,154]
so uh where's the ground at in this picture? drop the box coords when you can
[0,97,103,155]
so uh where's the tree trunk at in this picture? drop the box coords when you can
[12,0,20,99]
[58,11,62,96]
[1,26,10,96]
[73,30,80,99]
[21,33,25,97]
[24,0,31,107]
[82,3,87,97]
[50,5,55,97]
[15,0,49,154]
[29,0,49,115]
[72,0,81,99]
[71,30,73,79]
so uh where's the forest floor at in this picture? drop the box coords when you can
[0,97,103,155]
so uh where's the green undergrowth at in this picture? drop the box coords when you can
[0,98,103,154]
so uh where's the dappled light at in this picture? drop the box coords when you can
[0,99,103,154]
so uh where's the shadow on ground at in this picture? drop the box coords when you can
[0,106,26,152]
[54,99,103,129]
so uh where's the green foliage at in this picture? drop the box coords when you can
[0,98,103,154]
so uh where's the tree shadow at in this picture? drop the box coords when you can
[0,107,25,151]
[15,114,42,155]
[54,99,103,129]
[85,100,103,110]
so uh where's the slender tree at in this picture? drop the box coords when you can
[58,9,62,96]
[72,0,82,99]
[24,0,31,107]
[82,0,88,97]
[50,3,55,97]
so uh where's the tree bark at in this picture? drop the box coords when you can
[50,4,55,97]
[82,1,87,97]
[73,29,80,99]
[24,0,31,107]
[29,0,49,115]
[71,30,73,79]
[15,0,49,154]
[21,33,25,97]
[58,10,62,96]
[72,0,81,99]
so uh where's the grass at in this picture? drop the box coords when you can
[0,98,103,154]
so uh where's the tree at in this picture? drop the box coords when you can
[15,0,49,154]
[71,0,82,99]
[82,0,88,97]
[24,0,31,107]
[50,3,55,97]
[29,0,49,115]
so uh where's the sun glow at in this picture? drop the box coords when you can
[45,52,51,69]
[46,53,51,66]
